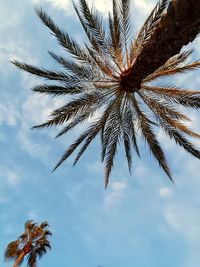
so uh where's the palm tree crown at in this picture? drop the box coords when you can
[13,0,200,187]
[4,220,52,267]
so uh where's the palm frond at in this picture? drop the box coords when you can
[178,95,200,109]
[32,84,83,96]
[49,51,95,79]
[75,0,121,72]
[77,0,106,51]
[12,61,72,81]
[73,96,122,167]
[73,2,102,54]
[130,0,169,61]
[140,92,200,157]
[109,0,123,67]
[144,60,200,82]
[25,220,36,230]
[43,230,52,237]
[104,121,121,188]
[123,100,140,157]
[131,95,172,181]
[143,85,200,97]
[119,0,132,66]
[140,93,200,138]
[123,125,132,173]
[35,8,93,63]
[156,49,194,71]
[161,125,200,159]
[140,88,191,121]
[33,92,105,129]
[52,127,94,171]
[56,112,92,138]
[86,45,114,76]
[143,85,200,108]
[40,222,49,229]
[101,95,122,162]
[20,233,28,243]
[4,241,20,261]
[27,252,37,267]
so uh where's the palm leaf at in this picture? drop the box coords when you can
[123,123,132,173]
[156,49,194,71]
[109,0,123,67]
[56,107,98,138]
[144,61,200,82]
[52,126,95,171]
[32,84,83,96]
[131,95,172,181]
[140,93,200,138]
[130,0,169,61]
[140,89,191,121]
[144,85,200,108]
[101,95,122,161]
[75,0,121,72]
[119,0,132,66]
[161,124,200,159]
[104,120,121,188]
[33,92,105,129]
[4,241,20,261]
[123,101,140,157]
[49,51,95,79]
[12,61,71,81]
[35,8,93,63]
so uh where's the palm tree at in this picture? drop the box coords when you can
[4,220,51,267]
[13,0,200,187]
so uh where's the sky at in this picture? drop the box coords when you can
[1,0,200,267]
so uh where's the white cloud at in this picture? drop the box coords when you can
[7,171,19,186]
[27,210,40,220]
[87,161,103,174]
[0,1,38,75]
[159,187,171,198]
[46,0,70,10]
[164,203,200,242]
[134,0,155,11]
[33,0,71,11]
[17,93,65,157]
[21,93,65,125]
[104,181,127,211]
[0,169,20,187]
[87,0,112,14]
[0,104,18,126]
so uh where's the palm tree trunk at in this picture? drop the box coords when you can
[12,251,25,267]
[128,0,200,89]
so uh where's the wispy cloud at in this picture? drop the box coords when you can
[33,0,70,11]
[0,168,20,187]
[159,187,172,198]
[104,181,127,211]
[0,104,18,126]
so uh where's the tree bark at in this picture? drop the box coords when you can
[128,0,200,89]
[13,251,25,267]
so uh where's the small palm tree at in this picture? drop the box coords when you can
[4,220,52,267]
[13,0,200,187]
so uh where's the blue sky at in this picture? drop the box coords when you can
[1,0,200,266]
